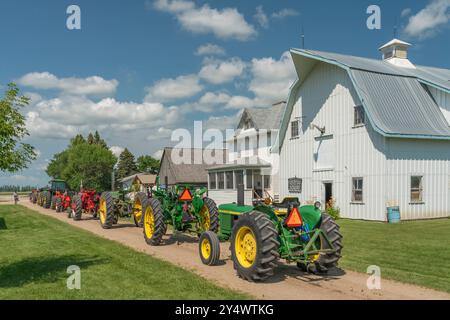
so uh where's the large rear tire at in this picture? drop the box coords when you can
[316,213,343,269]
[199,197,219,233]
[44,192,52,209]
[143,198,166,246]
[50,196,57,210]
[98,192,115,229]
[230,211,280,282]
[71,195,82,221]
[133,192,147,227]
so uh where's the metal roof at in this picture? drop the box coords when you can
[274,49,450,147]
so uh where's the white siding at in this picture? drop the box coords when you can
[279,63,387,221]
[385,139,450,220]
[209,189,253,206]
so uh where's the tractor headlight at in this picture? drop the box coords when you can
[314,201,322,210]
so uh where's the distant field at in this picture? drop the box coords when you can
[0,192,30,196]
[339,218,450,293]
[0,205,250,300]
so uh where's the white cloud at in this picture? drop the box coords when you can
[109,146,125,157]
[199,58,245,84]
[10,175,39,183]
[198,92,231,105]
[153,149,164,160]
[404,0,450,39]
[401,8,412,18]
[145,74,203,102]
[195,43,226,56]
[17,72,118,96]
[153,0,257,41]
[147,127,173,141]
[254,6,269,29]
[205,111,242,130]
[249,51,296,102]
[271,8,300,19]
[26,95,178,139]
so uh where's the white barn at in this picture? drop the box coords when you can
[273,39,450,221]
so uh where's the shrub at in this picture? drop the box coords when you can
[326,197,340,220]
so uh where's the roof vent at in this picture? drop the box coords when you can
[378,39,415,68]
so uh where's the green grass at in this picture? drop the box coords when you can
[0,205,250,300]
[339,218,450,293]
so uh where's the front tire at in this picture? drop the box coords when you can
[230,211,280,282]
[44,192,52,209]
[99,192,115,229]
[55,197,62,213]
[50,196,57,210]
[199,197,219,233]
[133,192,147,227]
[143,198,166,246]
[199,231,220,266]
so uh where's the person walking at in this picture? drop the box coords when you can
[13,191,19,205]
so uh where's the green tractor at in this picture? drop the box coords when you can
[140,183,219,247]
[37,179,69,209]
[199,188,343,281]
[97,190,146,229]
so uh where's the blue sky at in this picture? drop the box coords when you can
[1,0,449,187]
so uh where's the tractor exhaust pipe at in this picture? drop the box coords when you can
[237,183,244,206]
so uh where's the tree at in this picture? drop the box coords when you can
[0,83,36,172]
[94,131,108,149]
[116,148,137,181]
[137,155,160,174]
[46,132,116,192]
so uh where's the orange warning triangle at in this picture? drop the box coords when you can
[179,189,192,201]
[286,207,303,227]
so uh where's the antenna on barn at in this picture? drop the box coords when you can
[393,25,397,38]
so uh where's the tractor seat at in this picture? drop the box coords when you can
[272,197,300,209]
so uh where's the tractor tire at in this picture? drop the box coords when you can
[133,192,148,227]
[200,197,219,233]
[71,195,82,221]
[44,192,52,209]
[230,211,280,282]
[316,213,343,270]
[55,197,62,213]
[143,198,166,246]
[50,196,57,210]
[32,193,37,204]
[98,192,115,229]
[199,231,220,266]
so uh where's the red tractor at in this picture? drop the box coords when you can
[52,191,73,213]
[69,190,100,221]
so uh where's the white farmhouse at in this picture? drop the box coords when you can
[274,39,450,221]
[207,102,285,205]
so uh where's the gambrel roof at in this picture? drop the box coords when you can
[275,48,450,150]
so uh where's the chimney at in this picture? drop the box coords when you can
[378,38,415,68]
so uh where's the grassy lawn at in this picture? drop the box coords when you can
[0,205,250,300]
[339,218,450,293]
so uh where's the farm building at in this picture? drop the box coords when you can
[159,147,227,187]
[120,173,157,192]
[207,102,285,205]
[273,39,450,221]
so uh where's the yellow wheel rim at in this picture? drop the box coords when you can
[144,206,155,239]
[199,205,210,231]
[201,238,211,260]
[134,197,142,224]
[99,198,107,224]
[235,226,257,268]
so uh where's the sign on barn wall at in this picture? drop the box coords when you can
[288,177,302,193]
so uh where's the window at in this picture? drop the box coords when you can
[291,120,299,138]
[217,172,225,190]
[235,170,244,188]
[267,131,272,147]
[226,171,234,189]
[264,175,271,189]
[411,176,423,203]
[352,177,363,202]
[354,105,365,126]
[233,138,237,152]
[245,136,250,151]
[246,169,253,189]
[208,173,216,190]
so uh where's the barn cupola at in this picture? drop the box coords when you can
[378,38,415,68]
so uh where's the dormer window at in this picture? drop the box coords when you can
[354,105,365,126]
